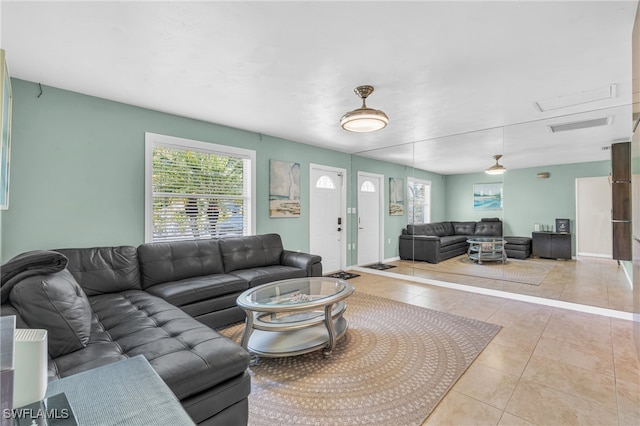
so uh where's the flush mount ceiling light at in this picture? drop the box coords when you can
[340,85,389,132]
[485,155,506,175]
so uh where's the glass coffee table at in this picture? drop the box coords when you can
[467,237,507,264]
[236,277,355,360]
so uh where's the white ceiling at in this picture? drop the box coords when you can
[1,1,638,174]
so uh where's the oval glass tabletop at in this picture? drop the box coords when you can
[238,277,354,310]
[466,237,506,243]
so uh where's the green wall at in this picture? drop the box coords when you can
[444,161,611,255]
[2,79,449,263]
[1,79,352,260]
[1,77,616,264]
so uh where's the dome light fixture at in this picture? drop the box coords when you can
[485,154,506,175]
[340,85,389,132]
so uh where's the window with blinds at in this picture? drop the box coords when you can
[407,177,431,225]
[144,133,256,242]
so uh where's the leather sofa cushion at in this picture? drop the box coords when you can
[439,235,469,248]
[137,240,225,289]
[49,290,250,401]
[55,247,141,296]
[145,274,248,307]
[504,236,532,245]
[474,221,503,236]
[10,269,92,357]
[481,217,501,222]
[230,265,307,287]
[407,222,454,237]
[405,224,421,235]
[505,245,530,252]
[220,234,284,273]
[179,293,241,318]
[440,241,468,254]
[452,221,476,235]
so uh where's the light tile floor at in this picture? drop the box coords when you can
[345,269,640,425]
[385,256,633,312]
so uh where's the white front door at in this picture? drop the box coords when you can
[310,164,346,274]
[357,172,383,265]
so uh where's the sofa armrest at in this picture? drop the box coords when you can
[399,235,442,263]
[281,250,323,277]
[399,235,441,241]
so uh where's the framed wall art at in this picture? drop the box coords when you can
[269,159,301,217]
[473,183,502,210]
[555,218,570,233]
[389,177,404,215]
[0,49,12,210]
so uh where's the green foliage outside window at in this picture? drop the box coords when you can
[408,180,427,224]
[152,146,247,241]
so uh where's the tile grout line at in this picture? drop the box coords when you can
[496,305,550,426]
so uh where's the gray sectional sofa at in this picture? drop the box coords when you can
[0,233,322,425]
[399,219,503,263]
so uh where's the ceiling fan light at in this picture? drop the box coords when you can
[340,108,389,132]
[341,85,389,133]
[485,165,506,175]
[485,154,506,175]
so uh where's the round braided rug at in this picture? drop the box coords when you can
[218,291,500,425]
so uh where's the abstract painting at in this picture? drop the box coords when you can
[269,160,301,217]
[473,183,502,210]
[389,177,404,215]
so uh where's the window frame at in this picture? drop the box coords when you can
[144,132,256,243]
[407,177,431,224]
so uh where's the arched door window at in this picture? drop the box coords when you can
[316,175,336,189]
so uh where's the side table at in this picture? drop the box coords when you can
[45,356,195,426]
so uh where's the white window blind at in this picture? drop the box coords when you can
[407,177,431,224]
[145,133,255,242]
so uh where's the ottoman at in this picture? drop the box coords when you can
[504,236,532,259]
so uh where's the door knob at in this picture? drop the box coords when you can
[338,227,342,231]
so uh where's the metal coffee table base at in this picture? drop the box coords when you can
[240,301,348,360]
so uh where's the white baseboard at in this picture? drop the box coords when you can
[577,252,612,259]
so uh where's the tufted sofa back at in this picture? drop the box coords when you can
[404,219,502,238]
[452,221,477,235]
[137,239,225,289]
[55,246,141,296]
[219,233,284,273]
[406,222,454,237]
[474,220,503,236]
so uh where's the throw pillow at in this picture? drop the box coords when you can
[0,250,68,304]
[9,269,93,358]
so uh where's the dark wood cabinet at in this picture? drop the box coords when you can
[611,141,631,261]
[532,232,571,260]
